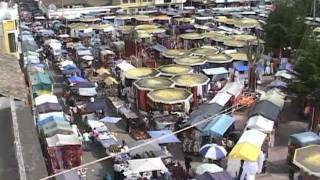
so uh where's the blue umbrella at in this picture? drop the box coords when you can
[199,144,227,160]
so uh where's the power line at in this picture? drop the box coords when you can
[39,102,254,180]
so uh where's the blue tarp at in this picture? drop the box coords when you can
[62,68,81,75]
[148,130,181,144]
[234,64,249,72]
[202,114,234,137]
[68,75,87,84]
[62,64,77,70]
[37,115,65,127]
[290,132,320,146]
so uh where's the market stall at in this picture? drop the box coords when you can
[174,56,207,72]
[158,64,193,77]
[205,53,233,68]
[147,87,193,113]
[134,77,174,112]
[161,49,190,65]
[171,73,210,109]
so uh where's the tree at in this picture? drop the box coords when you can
[264,0,309,55]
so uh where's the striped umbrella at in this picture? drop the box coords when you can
[199,144,227,160]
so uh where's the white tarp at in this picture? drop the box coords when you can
[117,61,136,72]
[246,115,274,133]
[275,70,295,80]
[128,157,168,173]
[46,134,81,147]
[38,112,64,122]
[79,87,97,96]
[221,81,244,97]
[203,67,228,75]
[99,116,122,123]
[237,129,267,148]
[77,49,92,56]
[209,91,232,106]
[35,94,58,106]
[87,120,108,132]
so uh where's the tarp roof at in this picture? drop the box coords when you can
[246,115,274,133]
[203,67,228,76]
[40,121,73,137]
[148,130,181,144]
[37,115,65,127]
[237,129,267,148]
[220,81,244,97]
[46,134,81,147]
[209,91,232,107]
[30,72,52,86]
[35,94,58,106]
[38,112,64,122]
[116,61,136,72]
[248,100,281,121]
[290,132,320,146]
[127,140,162,156]
[202,114,235,137]
[188,103,224,129]
[128,158,168,173]
[37,102,62,114]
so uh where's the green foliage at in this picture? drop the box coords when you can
[288,40,320,101]
[264,0,309,49]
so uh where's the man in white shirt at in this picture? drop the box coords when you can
[82,131,90,150]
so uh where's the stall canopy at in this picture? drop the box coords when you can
[229,142,261,161]
[148,130,181,144]
[293,145,320,177]
[116,61,136,72]
[37,115,65,127]
[206,54,233,64]
[220,81,244,97]
[127,139,162,156]
[40,121,73,137]
[85,100,107,114]
[188,103,224,129]
[147,88,192,105]
[128,157,168,173]
[174,56,207,66]
[37,102,63,114]
[46,134,81,147]
[260,90,285,110]
[266,80,287,90]
[196,171,233,180]
[195,163,223,175]
[30,72,53,94]
[203,67,228,76]
[248,100,281,121]
[202,114,234,137]
[158,64,193,76]
[161,49,189,59]
[78,87,97,96]
[246,115,274,133]
[289,132,320,146]
[68,75,87,84]
[35,94,59,106]
[172,73,210,87]
[275,70,295,80]
[38,112,64,122]
[209,91,233,107]
[134,77,174,91]
[237,129,267,148]
[125,67,160,80]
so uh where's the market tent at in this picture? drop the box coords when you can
[266,80,287,90]
[228,142,261,161]
[190,47,219,56]
[30,72,53,94]
[147,87,192,104]
[162,49,189,59]
[202,114,234,137]
[237,129,267,148]
[38,112,64,122]
[293,145,320,177]
[209,91,233,106]
[275,70,295,80]
[171,73,210,87]
[188,103,224,129]
[35,94,59,106]
[246,115,274,133]
[289,132,320,146]
[99,116,122,124]
[37,102,63,114]
[46,134,81,147]
[220,81,244,97]
[78,87,97,96]
[62,67,81,75]
[128,157,168,173]
[158,64,193,76]
[148,130,181,144]
[260,91,285,110]
[174,56,207,66]
[203,67,228,76]
[85,100,107,114]
[68,75,87,84]
[37,115,65,127]
[248,100,281,121]
[206,54,233,64]
[40,121,73,137]
[127,140,162,156]
[87,120,108,132]
[195,163,223,175]
[196,171,233,180]
[116,61,136,72]
[125,67,160,80]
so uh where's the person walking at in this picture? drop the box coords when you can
[82,131,90,150]
[184,155,192,175]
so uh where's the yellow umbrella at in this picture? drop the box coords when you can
[229,142,261,161]
[179,33,205,40]
[174,56,207,66]
[229,52,248,61]
[104,77,118,86]
[96,68,111,76]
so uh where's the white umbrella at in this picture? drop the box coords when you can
[199,144,227,160]
[195,163,223,175]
